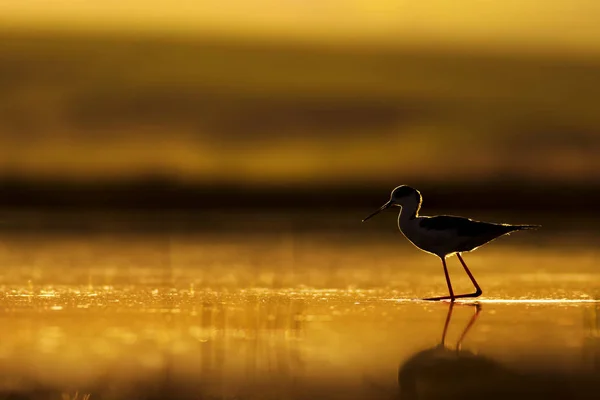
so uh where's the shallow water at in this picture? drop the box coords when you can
[0,291,599,399]
[0,211,598,399]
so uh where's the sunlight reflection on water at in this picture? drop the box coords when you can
[0,223,596,398]
[0,290,597,399]
[0,282,598,398]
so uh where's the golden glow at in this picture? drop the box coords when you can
[0,222,595,397]
[1,1,600,55]
[0,130,598,184]
[0,2,598,185]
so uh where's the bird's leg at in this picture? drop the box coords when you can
[455,253,483,298]
[423,257,456,302]
[456,303,481,352]
[424,255,483,301]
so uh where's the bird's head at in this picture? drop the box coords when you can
[362,185,421,222]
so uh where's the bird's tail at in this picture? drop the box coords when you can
[514,224,541,230]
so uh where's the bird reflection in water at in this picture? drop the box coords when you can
[397,303,569,400]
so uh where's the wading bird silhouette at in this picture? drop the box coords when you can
[362,186,539,301]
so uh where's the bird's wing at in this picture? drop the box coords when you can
[419,216,510,237]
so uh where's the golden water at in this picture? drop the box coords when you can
[0,212,598,399]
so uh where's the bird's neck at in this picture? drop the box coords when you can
[398,202,420,228]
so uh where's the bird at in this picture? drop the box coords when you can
[362,185,540,301]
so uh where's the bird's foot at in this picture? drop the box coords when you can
[423,289,482,302]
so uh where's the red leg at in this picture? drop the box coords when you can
[456,253,483,298]
[424,254,483,301]
[424,257,456,302]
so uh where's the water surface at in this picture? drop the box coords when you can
[0,210,597,399]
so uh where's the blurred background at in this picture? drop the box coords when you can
[0,1,599,219]
[0,3,600,400]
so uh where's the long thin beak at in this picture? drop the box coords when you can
[362,201,392,222]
